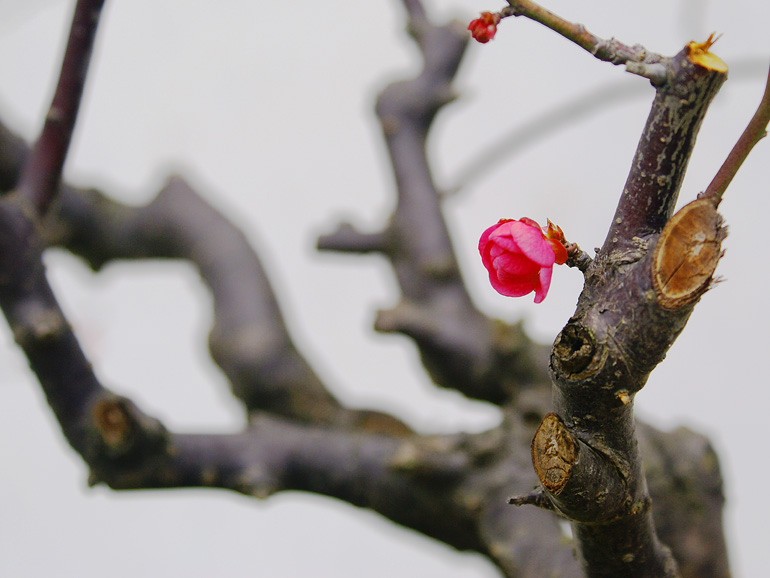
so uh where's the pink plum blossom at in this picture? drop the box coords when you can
[479,218,567,303]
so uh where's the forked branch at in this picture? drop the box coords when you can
[319,4,550,404]
[0,1,738,577]
[493,2,731,577]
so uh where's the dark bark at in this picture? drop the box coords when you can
[16,0,105,214]
[0,1,743,577]
[520,33,729,578]
[318,9,545,405]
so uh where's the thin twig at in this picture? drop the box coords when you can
[508,489,555,511]
[701,63,770,205]
[15,0,105,215]
[502,0,656,66]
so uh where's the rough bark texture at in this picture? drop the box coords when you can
[0,1,740,577]
[521,35,729,578]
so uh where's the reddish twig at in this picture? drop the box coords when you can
[15,0,105,215]
[701,63,770,204]
[501,0,660,71]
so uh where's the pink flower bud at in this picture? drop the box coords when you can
[478,218,566,303]
[468,12,500,44]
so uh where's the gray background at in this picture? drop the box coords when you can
[1,0,768,576]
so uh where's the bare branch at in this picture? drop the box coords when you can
[319,7,551,404]
[502,0,659,69]
[601,43,727,253]
[526,33,728,578]
[0,121,28,191]
[0,190,118,457]
[0,0,739,574]
[400,0,428,27]
[317,222,390,253]
[42,175,416,434]
[15,0,105,215]
[702,63,770,204]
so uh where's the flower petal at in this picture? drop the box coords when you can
[493,252,539,277]
[489,272,538,298]
[488,232,523,256]
[478,217,559,303]
[533,265,553,303]
[478,223,499,255]
[508,221,555,267]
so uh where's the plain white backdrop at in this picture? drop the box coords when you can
[1,1,768,576]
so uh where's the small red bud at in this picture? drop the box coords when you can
[468,12,500,44]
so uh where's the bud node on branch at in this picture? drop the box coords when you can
[552,322,602,377]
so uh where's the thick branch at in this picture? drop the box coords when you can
[0,121,28,192]
[1,118,409,432]
[319,5,550,404]
[0,135,560,575]
[0,193,106,450]
[16,0,105,215]
[86,401,582,578]
[0,0,733,574]
[525,36,729,578]
[602,44,727,252]
[0,110,730,577]
[44,176,418,434]
[400,0,428,26]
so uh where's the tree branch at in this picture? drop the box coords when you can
[601,41,727,253]
[15,0,105,215]
[0,192,106,451]
[41,175,416,434]
[502,0,660,71]
[318,4,550,404]
[0,112,729,576]
[0,132,566,575]
[518,25,729,578]
[702,62,770,204]
[0,0,736,574]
